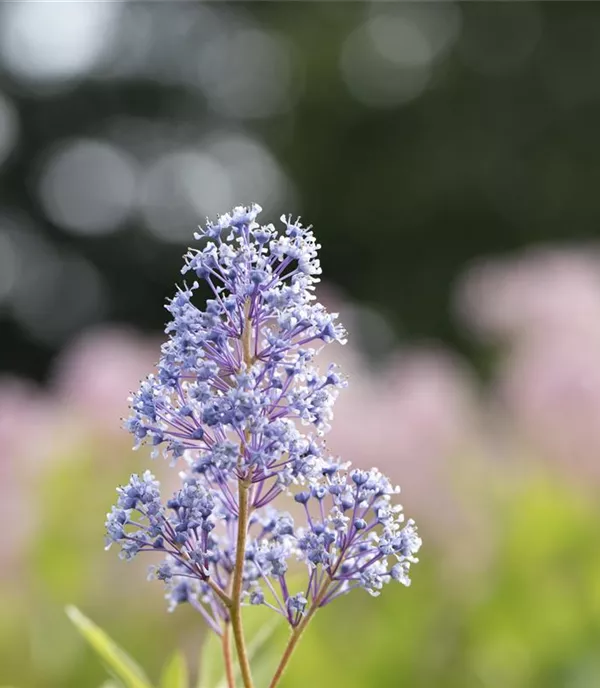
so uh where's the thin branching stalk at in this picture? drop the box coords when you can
[222,622,235,688]
[268,581,331,688]
[207,579,232,610]
[230,478,254,688]
[229,305,256,688]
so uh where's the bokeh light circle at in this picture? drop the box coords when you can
[0,2,118,89]
[38,139,138,236]
[340,17,433,107]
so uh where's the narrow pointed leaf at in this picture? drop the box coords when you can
[66,606,153,688]
[160,650,189,688]
[196,633,221,688]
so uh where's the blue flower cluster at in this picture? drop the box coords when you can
[107,204,420,633]
[241,463,421,626]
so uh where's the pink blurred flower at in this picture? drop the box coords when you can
[0,376,57,577]
[498,331,600,479]
[50,326,158,436]
[313,286,482,536]
[456,245,600,480]
[0,376,56,465]
[456,245,600,341]
[326,342,479,530]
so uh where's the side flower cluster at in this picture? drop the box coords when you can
[106,203,421,636]
[242,464,420,626]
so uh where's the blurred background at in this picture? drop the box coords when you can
[2,2,600,687]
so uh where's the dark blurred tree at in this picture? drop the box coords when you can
[2,2,600,381]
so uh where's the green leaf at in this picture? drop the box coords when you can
[196,632,221,688]
[66,606,154,688]
[160,651,189,688]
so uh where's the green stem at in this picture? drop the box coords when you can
[228,301,256,688]
[268,581,330,688]
[207,578,232,610]
[242,299,253,366]
[230,477,254,688]
[222,622,236,688]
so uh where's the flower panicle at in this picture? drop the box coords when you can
[107,203,420,636]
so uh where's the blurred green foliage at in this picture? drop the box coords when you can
[282,475,600,688]
[65,606,153,688]
[3,451,600,688]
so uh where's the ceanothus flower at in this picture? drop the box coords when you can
[126,204,346,486]
[108,203,420,640]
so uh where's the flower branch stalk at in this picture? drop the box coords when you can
[222,623,235,688]
[267,579,331,688]
[230,477,254,688]
[207,579,232,609]
[229,309,257,688]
